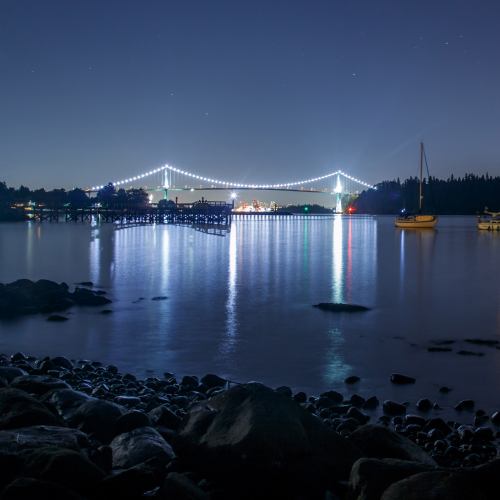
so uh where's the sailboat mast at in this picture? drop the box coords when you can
[419,142,423,212]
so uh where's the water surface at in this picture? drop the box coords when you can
[1,215,499,422]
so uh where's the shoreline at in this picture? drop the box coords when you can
[0,352,499,498]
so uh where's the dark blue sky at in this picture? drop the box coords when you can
[1,0,499,195]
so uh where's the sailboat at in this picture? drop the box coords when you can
[395,143,438,228]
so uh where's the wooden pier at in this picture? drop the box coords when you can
[24,199,233,225]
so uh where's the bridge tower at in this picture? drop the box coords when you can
[335,174,342,213]
[164,170,169,200]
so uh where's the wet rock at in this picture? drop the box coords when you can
[152,296,168,301]
[439,386,452,393]
[1,477,87,500]
[200,374,226,389]
[344,376,361,383]
[346,406,369,425]
[40,389,92,419]
[52,356,73,370]
[149,406,182,431]
[110,426,174,469]
[383,401,406,415]
[346,458,436,500]
[172,383,364,496]
[275,386,292,397]
[465,339,499,346]
[457,350,484,356]
[100,309,113,314]
[0,388,64,430]
[405,415,425,427]
[46,315,69,322]
[349,394,366,408]
[116,410,152,435]
[390,374,415,384]
[10,353,27,362]
[70,399,128,443]
[181,375,199,389]
[76,281,93,286]
[428,347,452,352]
[362,396,379,410]
[158,472,209,500]
[101,466,158,498]
[74,295,112,306]
[23,447,105,495]
[0,426,89,460]
[293,391,307,403]
[416,398,432,411]
[10,375,70,396]
[0,367,29,383]
[313,303,370,312]
[474,427,494,441]
[491,411,500,424]
[422,418,452,436]
[320,390,343,404]
[427,429,445,441]
[380,471,485,500]
[347,425,437,465]
[454,399,475,410]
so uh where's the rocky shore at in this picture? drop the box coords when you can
[0,353,498,499]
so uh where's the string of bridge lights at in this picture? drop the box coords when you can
[91,165,376,190]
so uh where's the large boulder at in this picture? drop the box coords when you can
[0,426,89,460]
[346,458,438,500]
[348,425,436,466]
[10,376,70,396]
[110,426,174,469]
[380,471,485,500]
[40,389,93,419]
[0,389,64,430]
[172,383,365,496]
[22,447,105,496]
[101,466,159,498]
[69,399,128,443]
[157,472,209,500]
[0,367,29,383]
[149,406,181,430]
[1,477,86,500]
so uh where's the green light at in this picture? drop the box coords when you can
[304,206,308,211]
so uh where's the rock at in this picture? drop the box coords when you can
[275,386,292,397]
[149,406,182,431]
[474,427,494,441]
[40,389,92,419]
[427,429,445,441]
[380,471,485,500]
[383,401,406,415]
[172,383,365,496]
[23,447,105,495]
[52,356,73,370]
[390,374,415,384]
[313,303,370,312]
[200,374,226,389]
[320,390,344,404]
[439,386,452,393]
[346,407,369,425]
[74,295,112,306]
[455,399,475,410]
[46,315,69,322]
[1,477,87,500]
[293,391,307,403]
[345,376,361,383]
[362,396,379,410]
[405,415,426,427]
[0,367,29,383]
[116,411,152,434]
[346,458,437,500]
[347,425,437,466]
[462,458,500,499]
[115,396,141,407]
[76,281,93,286]
[181,375,199,388]
[158,472,209,500]
[69,399,128,443]
[10,376,70,396]
[101,466,158,498]
[491,411,500,424]
[152,296,168,300]
[317,396,336,408]
[0,426,89,460]
[10,353,27,362]
[416,398,432,411]
[421,418,452,436]
[100,309,113,314]
[110,426,174,469]
[0,388,64,430]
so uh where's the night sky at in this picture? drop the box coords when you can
[1,0,499,200]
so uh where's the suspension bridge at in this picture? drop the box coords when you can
[88,164,376,213]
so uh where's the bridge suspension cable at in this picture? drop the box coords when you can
[91,165,375,190]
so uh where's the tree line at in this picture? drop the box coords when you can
[0,182,149,207]
[350,173,500,215]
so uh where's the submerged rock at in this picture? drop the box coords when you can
[313,303,370,312]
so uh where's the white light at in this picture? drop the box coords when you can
[231,193,237,199]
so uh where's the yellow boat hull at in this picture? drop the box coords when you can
[395,216,438,228]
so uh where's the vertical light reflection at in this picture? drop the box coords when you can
[219,222,238,365]
[400,229,405,297]
[323,327,351,385]
[332,216,343,302]
[89,228,100,284]
[346,216,352,302]
[161,226,170,292]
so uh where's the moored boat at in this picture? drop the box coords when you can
[478,209,500,231]
[395,142,438,229]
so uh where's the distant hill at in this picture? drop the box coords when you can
[277,204,334,214]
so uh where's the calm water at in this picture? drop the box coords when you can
[1,216,500,422]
